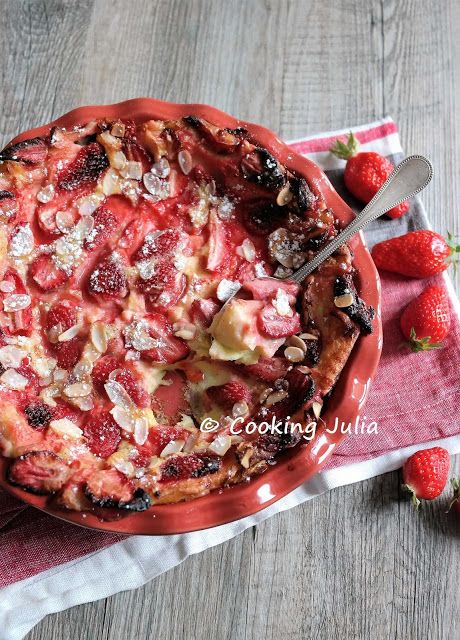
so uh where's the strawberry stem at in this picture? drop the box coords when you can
[406,327,443,353]
[402,483,421,510]
[446,231,460,276]
[330,131,360,160]
[447,477,460,513]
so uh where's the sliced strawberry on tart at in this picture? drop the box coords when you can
[0,115,373,514]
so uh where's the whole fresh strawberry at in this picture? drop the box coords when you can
[330,132,410,219]
[402,447,450,508]
[448,478,460,516]
[400,285,451,352]
[372,230,459,278]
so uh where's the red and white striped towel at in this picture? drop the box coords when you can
[1,118,459,640]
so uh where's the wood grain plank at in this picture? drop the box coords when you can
[0,0,456,638]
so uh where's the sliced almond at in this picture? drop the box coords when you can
[112,459,135,477]
[49,418,82,438]
[120,160,142,180]
[0,345,24,369]
[259,387,273,403]
[111,150,127,170]
[178,149,193,175]
[37,184,55,204]
[0,369,28,390]
[110,406,134,432]
[63,382,92,398]
[111,122,126,138]
[134,416,149,445]
[77,193,104,216]
[286,335,307,353]
[55,210,74,234]
[284,346,305,363]
[90,322,108,353]
[299,332,319,341]
[276,183,293,207]
[3,294,31,312]
[33,357,58,378]
[0,280,14,293]
[53,368,68,383]
[70,395,94,411]
[99,130,119,148]
[265,390,288,406]
[104,380,134,410]
[47,324,62,344]
[151,157,170,178]
[183,432,198,453]
[74,215,94,240]
[73,358,93,378]
[40,384,59,407]
[81,343,102,364]
[241,238,256,262]
[312,401,323,420]
[160,439,185,457]
[334,293,354,308]
[58,324,81,342]
[102,168,121,196]
[232,401,249,418]
[208,434,232,456]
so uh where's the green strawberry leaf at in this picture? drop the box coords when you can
[446,231,460,275]
[406,327,443,353]
[330,131,360,160]
[447,478,460,513]
[402,483,422,510]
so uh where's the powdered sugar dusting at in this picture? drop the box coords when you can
[9,224,34,257]
[216,279,241,302]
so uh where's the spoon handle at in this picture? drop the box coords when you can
[289,155,433,283]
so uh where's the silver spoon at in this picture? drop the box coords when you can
[218,155,432,310]
[289,154,433,283]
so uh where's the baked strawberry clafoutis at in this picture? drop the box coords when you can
[0,115,373,515]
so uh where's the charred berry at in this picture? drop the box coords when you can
[58,142,109,191]
[303,232,328,251]
[334,275,374,335]
[334,275,352,298]
[241,148,285,190]
[183,115,200,128]
[160,454,222,481]
[191,455,221,477]
[84,469,151,512]
[257,426,303,456]
[0,137,47,165]
[289,176,315,211]
[286,368,316,406]
[184,116,247,153]
[304,337,321,366]
[120,488,151,512]
[24,403,53,429]
[243,201,287,236]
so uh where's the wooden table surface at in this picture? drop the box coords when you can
[0,1,458,638]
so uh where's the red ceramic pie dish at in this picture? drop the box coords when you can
[0,98,382,534]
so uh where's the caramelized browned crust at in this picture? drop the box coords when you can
[302,246,360,395]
